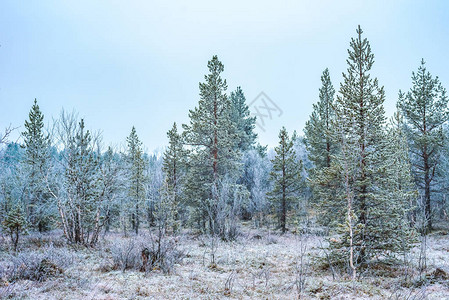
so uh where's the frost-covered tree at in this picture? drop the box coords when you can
[329,26,409,266]
[182,56,241,233]
[52,115,104,246]
[240,149,271,225]
[99,146,124,233]
[398,60,449,232]
[304,68,337,169]
[162,123,186,232]
[1,204,27,252]
[0,144,25,229]
[0,125,16,145]
[126,126,146,234]
[267,127,302,233]
[21,99,53,232]
[304,69,340,226]
[229,87,257,151]
[146,153,163,227]
[382,108,418,250]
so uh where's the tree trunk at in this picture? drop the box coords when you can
[424,153,432,232]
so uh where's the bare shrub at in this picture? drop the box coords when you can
[388,286,427,300]
[105,234,185,274]
[0,282,25,299]
[109,238,140,271]
[294,234,309,298]
[25,231,67,249]
[223,270,236,296]
[0,246,74,282]
[142,233,185,274]
[264,234,278,245]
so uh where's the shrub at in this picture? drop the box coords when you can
[104,235,185,274]
[0,246,74,283]
[110,239,140,271]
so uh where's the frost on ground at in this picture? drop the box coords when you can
[1,228,449,299]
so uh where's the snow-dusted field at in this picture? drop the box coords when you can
[1,227,449,299]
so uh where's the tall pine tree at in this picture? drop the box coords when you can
[126,126,146,235]
[162,122,187,232]
[304,68,337,169]
[304,69,338,221]
[182,56,240,233]
[267,127,302,233]
[329,26,408,266]
[398,60,449,232]
[22,99,52,232]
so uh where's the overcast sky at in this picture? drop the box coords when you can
[1,1,448,151]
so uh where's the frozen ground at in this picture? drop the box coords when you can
[1,227,449,299]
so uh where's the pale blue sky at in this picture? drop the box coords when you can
[1,1,448,150]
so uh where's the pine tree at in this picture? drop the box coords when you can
[229,86,257,151]
[182,55,240,233]
[329,26,405,266]
[162,122,187,232]
[304,69,339,223]
[267,127,302,233]
[127,126,146,235]
[1,205,27,252]
[99,146,123,233]
[304,68,337,169]
[22,99,52,232]
[398,60,449,232]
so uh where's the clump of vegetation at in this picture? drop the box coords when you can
[103,235,185,274]
[0,247,73,283]
[1,205,27,252]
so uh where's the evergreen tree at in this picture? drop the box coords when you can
[99,146,123,233]
[267,127,302,233]
[1,204,27,252]
[229,86,257,151]
[329,26,407,266]
[162,122,187,232]
[126,126,146,235]
[304,69,339,223]
[398,60,449,232]
[304,68,337,169]
[22,99,52,231]
[182,55,240,233]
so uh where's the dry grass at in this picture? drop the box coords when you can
[1,228,449,299]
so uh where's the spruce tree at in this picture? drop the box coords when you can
[22,99,52,231]
[182,55,240,233]
[229,86,257,151]
[162,122,187,232]
[398,60,449,232]
[126,126,146,235]
[267,127,302,233]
